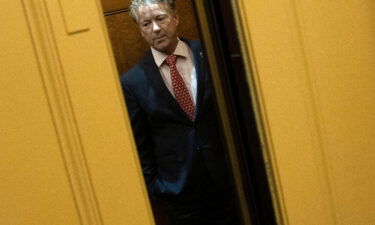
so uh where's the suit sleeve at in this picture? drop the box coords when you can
[121,80,159,198]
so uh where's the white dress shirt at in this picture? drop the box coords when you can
[151,39,197,106]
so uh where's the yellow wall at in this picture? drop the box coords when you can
[235,0,375,224]
[3,0,375,224]
[0,0,154,224]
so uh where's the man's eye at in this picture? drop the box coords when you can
[142,22,150,27]
[156,16,167,21]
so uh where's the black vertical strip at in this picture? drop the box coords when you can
[104,8,129,17]
[193,1,277,224]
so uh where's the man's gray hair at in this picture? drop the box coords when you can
[129,0,176,23]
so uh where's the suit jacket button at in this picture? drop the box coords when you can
[196,146,201,151]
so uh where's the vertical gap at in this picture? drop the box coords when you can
[192,1,278,224]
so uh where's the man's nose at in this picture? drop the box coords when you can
[152,21,161,32]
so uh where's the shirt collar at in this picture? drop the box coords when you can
[151,38,190,67]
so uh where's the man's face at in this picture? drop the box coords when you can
[136,3,179,55]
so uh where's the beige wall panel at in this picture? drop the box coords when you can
[0,1,81,224]
[42,0,154,224]
[236,0,375,224]
[296,1,375,224]
[59,0,90,33]
[1,0,154,224]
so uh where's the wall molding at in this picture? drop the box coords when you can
[57,0,90,35]
[289,1,340,223]
[104,8,129,17]
[21,0,103,224]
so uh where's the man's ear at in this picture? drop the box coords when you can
[174,12,179,26]
[139,26,146,38]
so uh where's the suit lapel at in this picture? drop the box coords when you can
[187,40,206,121]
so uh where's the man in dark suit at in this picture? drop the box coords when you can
[121,1,240,224]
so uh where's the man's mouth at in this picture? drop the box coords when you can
[154,36,166,41]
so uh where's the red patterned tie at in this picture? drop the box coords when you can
[165,55,195,121]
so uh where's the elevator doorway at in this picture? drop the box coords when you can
[99,1,277,225]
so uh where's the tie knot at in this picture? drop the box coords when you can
[165,55,177,66]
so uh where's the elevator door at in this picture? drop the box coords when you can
[0,0,153,224]
[235,1,375,224]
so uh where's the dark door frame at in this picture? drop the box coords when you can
[192,1,278,225]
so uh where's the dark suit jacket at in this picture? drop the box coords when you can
[121,39,231,202]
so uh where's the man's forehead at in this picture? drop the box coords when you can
[137,3,171,17]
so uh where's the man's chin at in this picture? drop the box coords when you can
[153,43,171,54]
[155,39,167,46]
